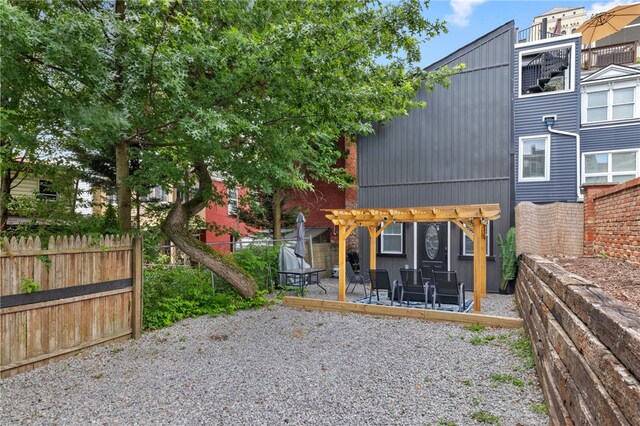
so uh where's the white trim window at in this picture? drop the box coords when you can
[582,81,639,124]
[519,135,551,181]
[462,222,491,257]
[518,43,575,97]
[227,187,238,216]
[380,223,403,254]
[583,149,639,184]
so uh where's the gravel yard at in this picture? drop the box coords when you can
[1,280,547,426]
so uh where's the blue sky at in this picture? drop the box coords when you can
[417,0,638,66]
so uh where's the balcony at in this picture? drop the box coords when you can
[517,21,561,44]
[582,41,638,69]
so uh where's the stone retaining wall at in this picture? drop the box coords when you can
[516,254,640,425]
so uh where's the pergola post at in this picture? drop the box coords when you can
[472,217,487,313]
[338,224,346,301]
[368,226,377,271]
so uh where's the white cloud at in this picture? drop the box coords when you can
[445,0,488,27]
[587,0,637,16]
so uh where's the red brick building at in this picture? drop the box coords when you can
[203,181,254,253]
[285,136,358,247]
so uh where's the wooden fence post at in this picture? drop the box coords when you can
[131,236,143,339]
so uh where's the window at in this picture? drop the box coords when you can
[583,83,638,123]
[227,188,238,216]
[380,223,403,254]
[38,180,57,200]
[461,222,491,257]
[519,135,550,181]
[519,44,573,96]
[583,150,639,184]
[140,186,167,202]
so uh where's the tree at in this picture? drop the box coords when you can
[2,0,461,298]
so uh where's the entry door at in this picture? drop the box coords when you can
[417,222,448,280]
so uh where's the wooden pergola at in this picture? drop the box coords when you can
[324,204,501,312]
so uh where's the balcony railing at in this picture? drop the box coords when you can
[517,22,561,44]
[582,41,638,69]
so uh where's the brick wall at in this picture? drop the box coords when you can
[583,177,640,265]
[515,202,584,257]
[516,254,640,425]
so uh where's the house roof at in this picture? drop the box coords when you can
[538,7,579,17]
[581,63,640,82]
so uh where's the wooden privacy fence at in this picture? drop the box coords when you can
[0,235,142,378]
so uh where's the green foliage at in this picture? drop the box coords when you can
[36,255,51,268]
[464,323,485,333]
[470,334,496,346]
[143,265,271,330]
[437,420,458,426]
[498,227,518,291]
[531,403,548,415]
[508,330,536,369]
[20,278,40,294]
[232,244,280,291]
[470,411,501,425]
[489,373,524,388]
[1,210,121,241]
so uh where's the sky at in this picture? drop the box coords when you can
[417,0,639,67]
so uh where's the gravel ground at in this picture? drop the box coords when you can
[0,280,546,426]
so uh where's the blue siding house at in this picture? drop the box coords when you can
[514,35,640,203]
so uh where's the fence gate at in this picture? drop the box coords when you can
[0,235,143,378]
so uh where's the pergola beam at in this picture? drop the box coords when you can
[326,204,500,313]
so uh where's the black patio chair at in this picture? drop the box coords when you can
[346,261,369,297]
[398,268,436,309]
[368,269,395,305]
[432,271,465,312]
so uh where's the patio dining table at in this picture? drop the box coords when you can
[278,268,326,296]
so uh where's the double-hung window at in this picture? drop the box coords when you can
[380,223,403,254]
[583,82,638,123]
[519,135,550,181]
[583,149,639,184]
[461,222,491,257]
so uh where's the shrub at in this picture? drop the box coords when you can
[232,244,280,291]
[143,265,270,330]
[498,227,518,292]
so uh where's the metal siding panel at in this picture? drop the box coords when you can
[581,124,640,153]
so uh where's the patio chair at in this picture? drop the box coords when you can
[432,271,465,312]
[398,268,436,309]
[346,261,369,297]
[368,269,395,305]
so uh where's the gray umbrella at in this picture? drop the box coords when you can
[294,212,306,268]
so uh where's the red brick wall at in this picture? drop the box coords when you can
[286,136,358,247]
[583,178,640,265]
[204,182,254,253]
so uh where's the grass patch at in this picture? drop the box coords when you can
[531,403,548,415]
[464,323,486,333]
[471,411,501,425]
[470,334,496,346]
[508,330,536,369]
[437,420,458,426]
[489,373,524,388]
[461,379,473,386]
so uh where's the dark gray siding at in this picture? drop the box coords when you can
[581,123,640,153]
[357,22,515,293]
[514,36,582,203]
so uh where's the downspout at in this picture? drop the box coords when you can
[543,116,581,200]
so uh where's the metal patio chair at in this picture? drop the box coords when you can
[432,271,465,312]
[368,269,395,305]
[346,261,369,297]
[398,268,436,309]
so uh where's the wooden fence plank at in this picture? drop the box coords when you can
[0,234,139,376]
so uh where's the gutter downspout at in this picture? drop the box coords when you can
[546,124,581,201]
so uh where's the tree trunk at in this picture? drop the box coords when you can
[115,140,131,232]
[160,161,257,299]
[272,190,283,240]
[114,0,131,232]
[0,167,12,231]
